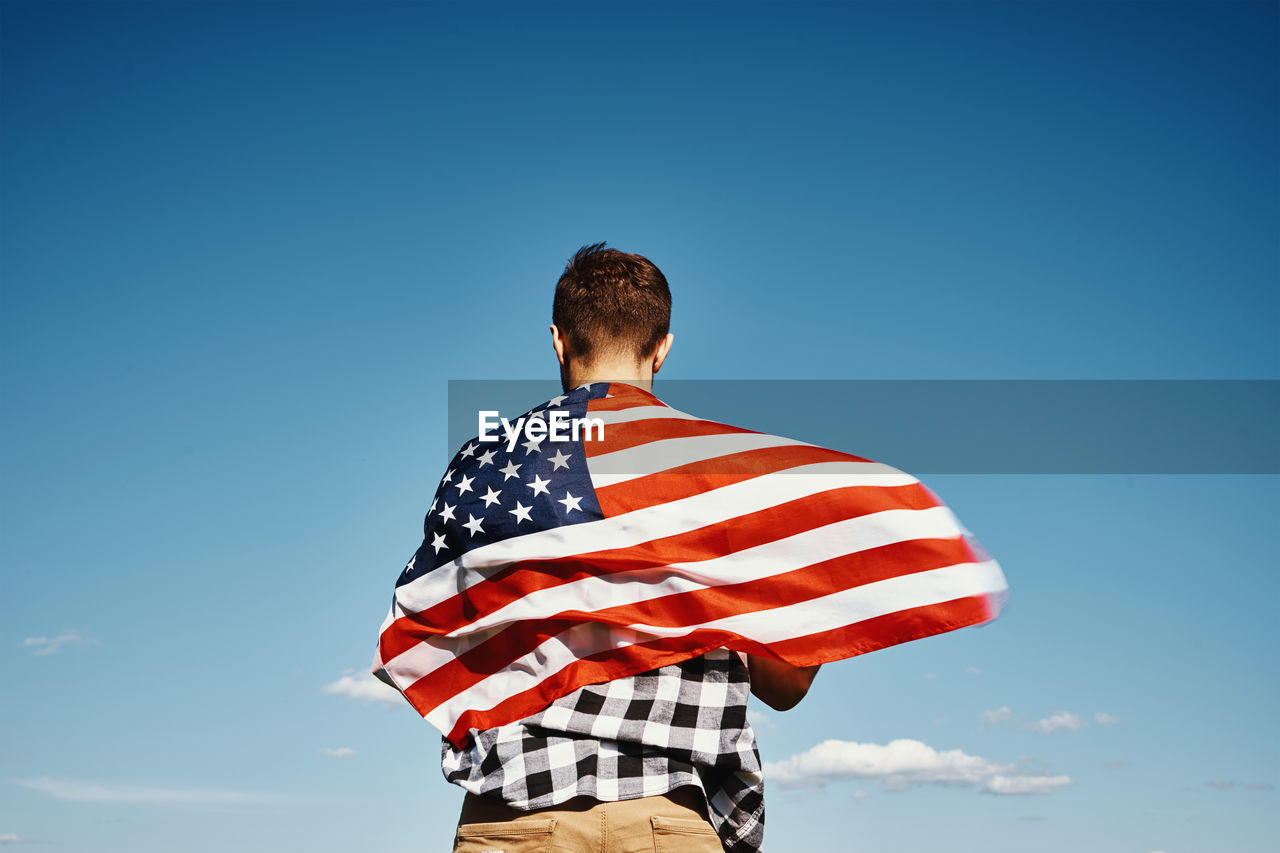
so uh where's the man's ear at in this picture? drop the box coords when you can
[651,333,675,375]
[550,324,568,367]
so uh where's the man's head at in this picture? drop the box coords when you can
[550,242,674,391]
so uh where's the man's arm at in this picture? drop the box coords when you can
[746,655,821,711]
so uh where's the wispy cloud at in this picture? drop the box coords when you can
[763,738,1071,796]
[0,834,20,845]
[1025,711,1089,734]
[323,671,402,707]
[746,710,775,733]
[15,777,298,806]
[1205,779,1275,791]
[984,775,1072,795]
[980,706,1013,726]
[19,631,89,656]
[980,706,1116,734]
[319,747,356,759]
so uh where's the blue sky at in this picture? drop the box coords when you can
[1,1,1276,851]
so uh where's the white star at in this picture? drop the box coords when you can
[499,460,522,481]
[439,502,456,522]
[441,467,455,484]
[548,449,572,471]
[459,442,478,458]
[430,532,447,554]
[462,514,485,537]
[522,435,544,455]
[429,497,437,513]
[558,492,584,514]
[403,554,418,574]
[576,383,593,392]
[508,501,532,524]
[480,486,502,507]
[455,474,475,495]
[477,448,497,468]
[548,394,567,407]
[527,474,551,497]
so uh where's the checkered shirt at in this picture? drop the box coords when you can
[441,648,765,853]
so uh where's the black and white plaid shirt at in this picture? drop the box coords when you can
[441,648,765,853]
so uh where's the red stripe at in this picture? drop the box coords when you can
[398,535,973,715]
[440,593,997,747]
[595,444,873,516]
[377,481,939,663]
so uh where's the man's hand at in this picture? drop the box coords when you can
[746,655,821,711]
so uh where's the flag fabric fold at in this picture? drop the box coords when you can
[374,382,1008,748]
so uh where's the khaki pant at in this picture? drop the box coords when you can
[452,786,725,853]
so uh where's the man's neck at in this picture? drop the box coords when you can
[563,360,652,393]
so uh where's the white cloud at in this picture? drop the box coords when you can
[0,835,19,845]
[19,631,87,656]
[16,777,298,806]
[850,790,869,800]
[1025,711,1089,734]
[763,738,1069,796]
[980,706,1013,725]
[1205,779,1235,789]
[323,671,403,707]
[1093,712,1118,725]
[982,775,1072,795]
[1246,782,1275,791]
[319,747,356,758]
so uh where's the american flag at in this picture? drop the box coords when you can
[374,382,1008,748]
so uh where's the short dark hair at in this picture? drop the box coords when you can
[552,242,671,364]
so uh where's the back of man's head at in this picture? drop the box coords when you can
[552,242,671,367]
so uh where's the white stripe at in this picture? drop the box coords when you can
[421,558,1007,733]
[589,405,702,426]
[391,460,916,613]
[588,432,815,486]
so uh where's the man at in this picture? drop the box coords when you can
[375,242,1006,852]
[443,243,817,852]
